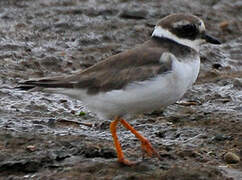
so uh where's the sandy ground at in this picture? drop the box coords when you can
[0,0,241,179]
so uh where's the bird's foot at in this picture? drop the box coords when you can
[141,138,161,160]
[118,158,137,166]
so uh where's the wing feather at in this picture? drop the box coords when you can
[17,40,174,94]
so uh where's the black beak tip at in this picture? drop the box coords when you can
[203,33,221,45]
[211,38,221,45]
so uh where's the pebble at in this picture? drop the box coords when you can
[219,21,229,30]
[59,99,67,103]
[119,9,148,19]
[224,152,240,164]
[233,78,242,89]
[212,63,222,70]
[26,145,36,152]
[213,134,228,141]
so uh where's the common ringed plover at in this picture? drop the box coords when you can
[18,14,221,165]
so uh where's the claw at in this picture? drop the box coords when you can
[141,138,161,160]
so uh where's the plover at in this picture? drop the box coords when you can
[18,14,221,165]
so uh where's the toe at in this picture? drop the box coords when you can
[141,139,161,159]
[118,158,136,166]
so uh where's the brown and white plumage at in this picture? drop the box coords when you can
[17,14,220,165]
[18,38,198,118]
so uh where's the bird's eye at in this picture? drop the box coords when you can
[182,24,197,32]
[174,24,199,40]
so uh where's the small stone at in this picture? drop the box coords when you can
[176,149,199,158]
[48,118,56,127]
[212,63,222,70]
[59,99,67,103]
[70,110,76,114]
[219,21,229,30]
[26,145,36,152]
[213,134,228,141]
[155,130,166,138]
[97,120,110,130]
[233,78,242,89]
[176,101,199,106]
[144,110,163,117]
[119,9,148,19]
[224,152,240,164]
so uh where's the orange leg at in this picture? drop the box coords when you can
[120,118,161,160]
[110,116,135,165]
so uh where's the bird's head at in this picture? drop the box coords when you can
[152,14,221,52]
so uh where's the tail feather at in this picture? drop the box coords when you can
[17,78,74,91]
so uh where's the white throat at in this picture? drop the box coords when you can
[152,26,201,52]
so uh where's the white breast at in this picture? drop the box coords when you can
[80,56,200,119]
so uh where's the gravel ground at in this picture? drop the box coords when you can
[0,0,241,179]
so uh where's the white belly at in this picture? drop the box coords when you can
[55,57,200,119]
[80,57,200,119]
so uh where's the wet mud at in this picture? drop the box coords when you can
[0,0,242,179]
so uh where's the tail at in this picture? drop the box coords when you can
[17,77,74,91]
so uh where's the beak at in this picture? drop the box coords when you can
[202,33,221,44]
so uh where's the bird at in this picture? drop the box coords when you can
[17,14,221,166]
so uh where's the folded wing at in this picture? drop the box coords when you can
[17,44,173,94]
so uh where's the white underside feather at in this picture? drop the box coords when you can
[47,54,200,119]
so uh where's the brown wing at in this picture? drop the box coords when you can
[74,47,172,94]
[18,39,173,94]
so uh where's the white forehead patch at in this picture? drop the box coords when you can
[172,19,206,32]
[172,20,190,28]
